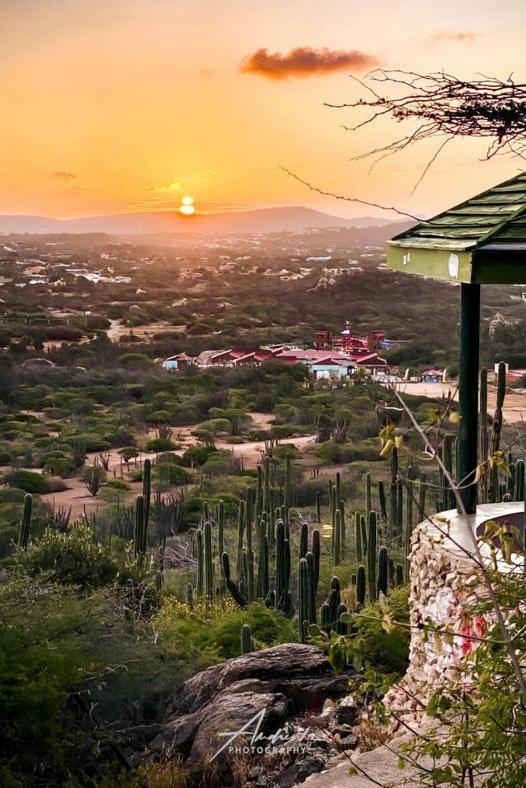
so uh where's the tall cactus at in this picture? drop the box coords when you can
[489,361,507,503]
[255,465,263,521]
[275,520,292,615]
[236,499,245,578]
[263,456,271,516]
[218,499,224,569]
[203,520,214,599]
[241,623,253,654]
[311,528,320,594]
[142,458,151,533]
[355,510,363,562]
[365,472,372,518]
[390,446,399,531]
[378,546,389,596]
[334,508,342,565]
[298,557,308,643]
[315,490,321,524]
[378,480,387,520]
[222,552,248,608]
[256,518,269,599]
[196,528,204,596]
[356,565,366,606]
[284,456,291,526]
[299,522,308,559]
[305,550,317,625]
[17,493,33,550]
[134,494,147,559]
[367,511,378,600]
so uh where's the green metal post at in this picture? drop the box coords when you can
[458,283,480,515]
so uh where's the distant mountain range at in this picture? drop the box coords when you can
[0,206,393,236]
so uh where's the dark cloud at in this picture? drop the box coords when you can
[51,171,77,180]
[240,46,379,80]
[430,30,480,44]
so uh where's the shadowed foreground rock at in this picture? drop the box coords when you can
[151,643,353,769]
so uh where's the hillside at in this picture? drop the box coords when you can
[0,206,393,236]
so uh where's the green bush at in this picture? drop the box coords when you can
[0,577,96,779]
[145,437,174,453]
[155,600,296,669]
[154,463,192,486]
[2,470,66,494]
[181,444,213,467]
[42,457,75,478]
[22,524,118,589]
[64,433,111,453]
[343,586,410,675]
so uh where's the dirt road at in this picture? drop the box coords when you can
[39,413,315,518]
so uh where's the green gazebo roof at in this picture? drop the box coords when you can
[387,172,526,284]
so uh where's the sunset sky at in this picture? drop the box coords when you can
[2,0,526,220]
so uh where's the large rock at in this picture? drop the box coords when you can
[153,643,352,767]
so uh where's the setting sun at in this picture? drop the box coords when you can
[179,196,195,216]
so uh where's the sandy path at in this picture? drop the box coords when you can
[386,381,526,424]
[38,412,314,518]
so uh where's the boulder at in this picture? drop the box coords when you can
[153,643,353,767]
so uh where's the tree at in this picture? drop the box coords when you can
[286,70,526,209]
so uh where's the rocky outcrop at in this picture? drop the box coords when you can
[151,643,354,770]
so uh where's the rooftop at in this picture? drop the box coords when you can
[387,172,526,284]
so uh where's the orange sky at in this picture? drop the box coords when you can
[2,0,526,220]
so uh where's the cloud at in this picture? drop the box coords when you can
[430,30,481,44]
[240,46,379,80]
[51,171,76,180]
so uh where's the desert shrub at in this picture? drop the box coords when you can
[64,433,111,453]
[271,443,301,461]
[21,524,118,589]
[42,456,75,478]
[1,470,66,494]
[326,585,410,675]
[314,439,381,465]
[0,450,11,465]
[0,487,27,504]
[0,576,96,780]
[154,463,192,487]
[42,406,69,419]
[154,599,296,669]
[146,437,174,453]
[180,444,213,467]
[119,352,152,368]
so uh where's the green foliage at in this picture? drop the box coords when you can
[2,469,67,494]
[0,576,100,779]
[319,586,410,675]
[21,524,118,589]
[145,437,174,453]
[155,599,296,668]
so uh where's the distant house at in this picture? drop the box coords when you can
[422,368,443,383]
[161,353,194,371]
